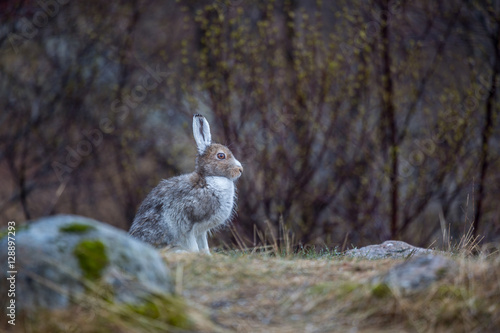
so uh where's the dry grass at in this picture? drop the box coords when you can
[2,278,215,333]
[3,247,499,332]
[162,250,500,333]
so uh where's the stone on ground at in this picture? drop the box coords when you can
[0,215,172,311]
[371,254,455,293]
[345,240,435,259]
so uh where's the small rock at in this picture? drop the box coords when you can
[371,254,454,293]
[345,240,435,259]
[0,215,172,311]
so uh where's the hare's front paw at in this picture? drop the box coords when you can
[172,249,190,254]
[200,248,211,256]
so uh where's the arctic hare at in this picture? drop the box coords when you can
[129,114,243,253]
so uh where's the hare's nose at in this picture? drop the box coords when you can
[237,166,243,174]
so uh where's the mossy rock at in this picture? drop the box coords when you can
[0,215,173,312]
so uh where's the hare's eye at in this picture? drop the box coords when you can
[217,153,226,160]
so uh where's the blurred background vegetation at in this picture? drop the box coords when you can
[0,0,499,249]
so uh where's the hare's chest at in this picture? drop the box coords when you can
[205,176,235,224]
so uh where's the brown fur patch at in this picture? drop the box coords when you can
[196,144,243,179]
[189,172,207,188]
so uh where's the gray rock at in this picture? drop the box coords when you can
[371,254,455,293]
[0,215,172,311]
[345,240,435,259]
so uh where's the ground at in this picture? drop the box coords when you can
[4,249,499,333]
[164,253,383,332]
[161,251,499,333]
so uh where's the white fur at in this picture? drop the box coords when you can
[205,176,236,225]
[182,230,199,252]
[192,176,235,254]
[193,115,212,154]
[196,232,210,253]
[234,158,242,170]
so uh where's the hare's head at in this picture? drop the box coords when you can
[193,114,243,180]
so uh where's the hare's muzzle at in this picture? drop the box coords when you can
[234,159,243,178]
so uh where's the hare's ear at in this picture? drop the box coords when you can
[193,114,212,154]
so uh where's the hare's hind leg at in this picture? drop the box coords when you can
[196,231,210,254]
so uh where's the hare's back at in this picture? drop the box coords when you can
[131,175,189,225]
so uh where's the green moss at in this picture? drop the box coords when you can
[60,223,96,233]
[128,300,161,318]
[335,281,362,299]
[435,285,468,300]
[436,267,449,279]
[308,282,334,295]
[0,224,29,240]
[371,283,392,298]
[126,295,192,329]
[73,240,109,280]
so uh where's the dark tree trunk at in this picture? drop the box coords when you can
[474,25,500,237]
[379,0,398,239]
